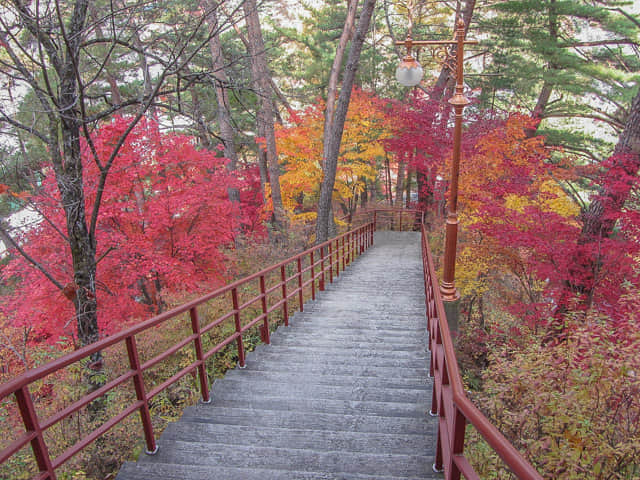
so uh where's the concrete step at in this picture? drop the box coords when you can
[245,349,429,369]
[203,393,430,418]
[180,406,433,435]
[224,367,429,389]
[242,358,428,379]
[283,323,426,335]
[117,461,440,480]
[210,378,429,404]
[250,343,428,362]
[267,335,425,352]
[138,440,432,478]
[160,422,432,455]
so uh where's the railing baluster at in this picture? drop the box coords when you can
[280,265,289,326]
[328,241,333,283]
[449,409,468,480]
[15,386,55,479]
[351,231,354,261]
[310,250,315,301]
[259,275,270,344]
[341,236,346,271]
[352,231,355,261]
[297,257,304,311]
[319,246,325,291]
[125,336,157,454]
[189,307,211,403]
[231,287,246,367]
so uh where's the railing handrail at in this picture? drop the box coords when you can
[421,224,542,479]
[0,223,365,400]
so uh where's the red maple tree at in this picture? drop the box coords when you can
[1,117,259,345]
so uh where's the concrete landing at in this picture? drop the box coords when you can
[117,231,439,480]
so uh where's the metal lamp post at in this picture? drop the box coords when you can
[396,19,476,316]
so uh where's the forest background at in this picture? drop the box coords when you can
[0,0,639,478]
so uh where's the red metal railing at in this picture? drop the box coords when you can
[0,222,375,480]
[421,224,542,480]
[1,208,543,480]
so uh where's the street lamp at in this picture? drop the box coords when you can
[396,19,477,310]
[395,36,423,87]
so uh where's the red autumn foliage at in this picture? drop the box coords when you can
[0,117,262,345]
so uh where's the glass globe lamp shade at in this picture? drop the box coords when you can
[395,55,423,87]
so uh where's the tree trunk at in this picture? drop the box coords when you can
[205,2,240,204]
[316,0,377,243]
[579,88,640,241]
[323,0,359,167]
[405,167,412,207]
[395,159,406,207]
[361,179,368,209]
[243,0,286,229]
[49,0,99,359]
[385,153,393,205]
[557,87,640,313]
[525,0,558,137]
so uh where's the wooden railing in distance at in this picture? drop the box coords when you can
[345,207,425,232]
[0,221,376,480]
[421,224,543,480]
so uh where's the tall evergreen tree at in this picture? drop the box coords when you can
[476,0,639,160]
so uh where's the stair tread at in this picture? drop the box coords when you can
[117,461,441,480]
[140,439,432,477]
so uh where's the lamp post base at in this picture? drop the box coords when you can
[442,295,461,333]
[439,281,460,302]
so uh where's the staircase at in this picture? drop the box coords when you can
[116,231,439,480]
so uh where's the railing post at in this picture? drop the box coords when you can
[297,257,304,311]
[434,425,444,474]
[328,242,333,283]
[373,210,377,230]
[399,210,403,231]
[310,251,316,300]
[280,265,289,326]
[448,409,467,480]
[259,275,270,344]
[319,246,325,291]
[341,236,346,271]
[351,231,355,262]
[15,386,56,479]
[231,287,246,367]
[360,227,364,254]
[370,221,374,245]
[125,336,157,454]
[189,307,211,403]
[346,233,350,265]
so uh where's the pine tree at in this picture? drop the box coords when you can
[476,0,639,160]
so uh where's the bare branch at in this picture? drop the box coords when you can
[0,222,65,291]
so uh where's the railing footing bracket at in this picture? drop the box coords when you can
[237,362,247,369]
[200,397,212,404]
[432,464,444,473]
[429,410,438,417]
[145,446,159,455]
